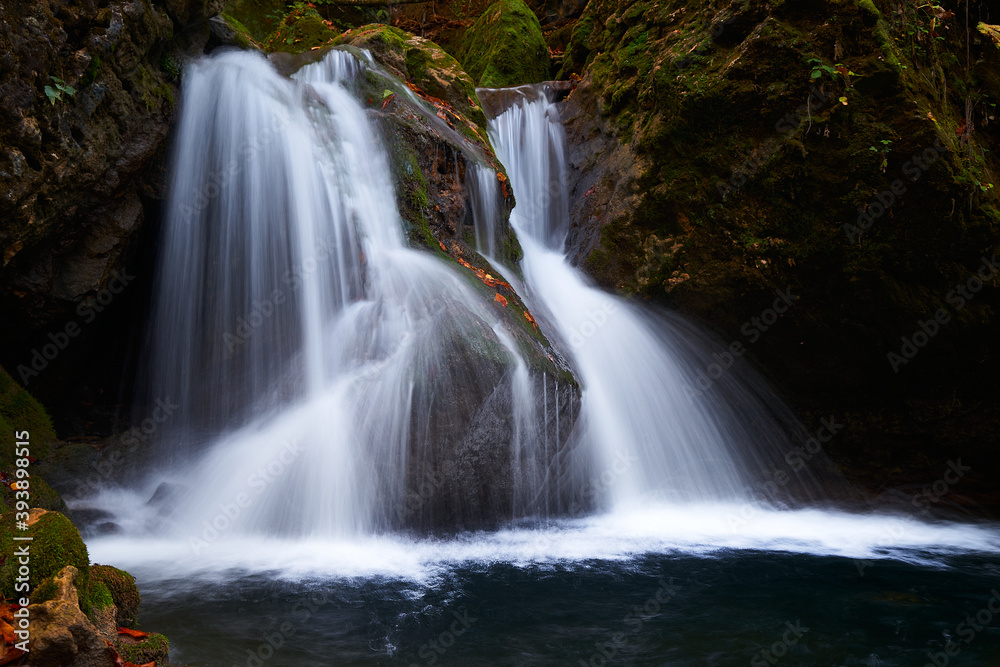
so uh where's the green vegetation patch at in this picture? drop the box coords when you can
[458,0,550,87]
[115,632,170,664]
[91,564,142,627]
[0,364,56,467]
[0,511,89,602]
[264,6,339,54]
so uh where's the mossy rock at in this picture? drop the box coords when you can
[29,575,59,605]
[459,0,550,87]
[0,364,57,468]
[263,6,338,54]
[0,511,89,602]
[87,580,114,613]
[114,632,170,664]
[216,13,263,50]
[333,25,491,143]
[0,473,68,516]
[91,564,141,627]
[222,0,286,42]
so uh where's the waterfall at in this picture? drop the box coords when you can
[136,49,568,538]
[485,87,834,508]
[78,49,1000,597]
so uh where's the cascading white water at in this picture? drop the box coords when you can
[79,52,1000,588]
[134,49,567,539]
[486,88,834,508]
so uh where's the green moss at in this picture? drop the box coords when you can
[405,46,433,84]
[0,364,57,468]
[87,580,114,613]
[134,63,174,113]
[854,0,881,20]
[30,577,58,605]
[222,0,287,42]
[115,632,170,664]
[0,512,89,602]
[264,7,339,54]
[91,564,141,627]
[159,53,180,81]
[0,474,68,514]
[218,13,259,50]
[458,0,550,87]
[82,55,102,87]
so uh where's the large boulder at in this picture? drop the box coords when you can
[25,566,116,667]
[458,0,551,87]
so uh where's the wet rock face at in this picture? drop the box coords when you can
[403,363,581,531]
[0,0,214,354]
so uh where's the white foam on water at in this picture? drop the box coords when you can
[85,503,1000,587]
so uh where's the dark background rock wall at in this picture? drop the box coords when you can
[553,0,1000,510]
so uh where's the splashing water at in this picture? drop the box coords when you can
[133,49,569,538]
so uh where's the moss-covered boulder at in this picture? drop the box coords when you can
[115,631,170,664]
[272,27,582,529]
[0,364,57,467]
[26,565,118,667]
[210,13,262,50]
[263,6,339,53]
[0,512,89,601]
[91,564,142,628]
[221,0,286,42]
[332,24,490,142]
[459,0,550,87]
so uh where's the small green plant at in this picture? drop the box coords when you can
[44,76,75,105]
[807,59,855,83]
[806,58,854,104]
[808,58,836,80]
[869,139,893,171]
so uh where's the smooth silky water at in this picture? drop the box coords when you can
[78,50,1000,665]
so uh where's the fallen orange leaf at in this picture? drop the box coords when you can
[495,293,508,307]
[118,627,149,639]
[0,647,27,666]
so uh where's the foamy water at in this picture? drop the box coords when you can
[85,503,1000,587]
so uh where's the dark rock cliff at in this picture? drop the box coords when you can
[554,0,1000,509]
